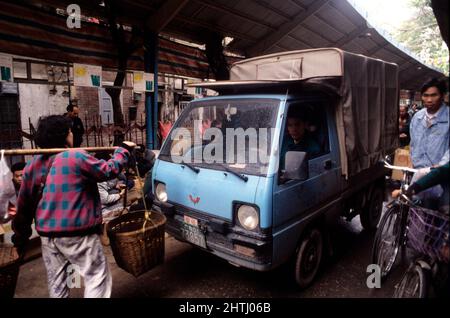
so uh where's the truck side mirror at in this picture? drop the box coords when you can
[284,151,309,180]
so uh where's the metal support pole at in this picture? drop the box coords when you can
[153,35,159,150]
[144,33,159,150]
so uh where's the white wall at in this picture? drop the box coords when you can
[19,83,69,147]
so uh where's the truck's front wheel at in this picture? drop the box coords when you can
[294,228,323,289]
[360,187,383,231]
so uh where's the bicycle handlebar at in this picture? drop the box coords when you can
[383,161,418,174]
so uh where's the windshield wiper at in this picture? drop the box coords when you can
[218,164,248,182]
[182,162,200,174]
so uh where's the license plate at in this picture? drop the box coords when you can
[181,220,206,249]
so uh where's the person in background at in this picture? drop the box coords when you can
[280,106,321,170]
[12,115,135,298]
[158,117,172,145]
[408,103,419,118]
[1,162,26,242]
[11,162,26,197]
[65,104,85,148]
[4,162,26,221]
[95,152,127,246]
[399,105,411,148]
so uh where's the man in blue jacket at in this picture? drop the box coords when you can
[410,78,449,169]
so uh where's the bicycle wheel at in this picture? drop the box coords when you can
[372,203,404,279]
[393,264,428,298]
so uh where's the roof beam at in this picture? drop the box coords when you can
[191,0,276,31]
[400,67,433,90]
[247,0,329,56]
[368,43,416,68]
[145,0,189,33]
[250,0,291,21]
[287,34,313,49]
[174,15,258,43]
[333,24,369,47]
[289,0,306,10]
[399,62,426,75]
[366,42,389,56]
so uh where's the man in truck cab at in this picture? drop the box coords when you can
[280,106,321,170]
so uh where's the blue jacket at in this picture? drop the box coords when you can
[410,105,449,168]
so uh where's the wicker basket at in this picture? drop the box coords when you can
[107,210,166,277]
[0,244,20,298]
[407,206,449,262]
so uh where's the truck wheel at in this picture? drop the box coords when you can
[361,187,383,231]
[295,228,323,289]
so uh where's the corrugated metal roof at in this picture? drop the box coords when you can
[31,0,444,90]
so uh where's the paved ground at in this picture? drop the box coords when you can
[14,203,408,298]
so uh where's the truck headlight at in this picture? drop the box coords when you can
[237,205,259,231]
[155,182,168,202]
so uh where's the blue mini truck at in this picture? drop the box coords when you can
[151,48,399,288]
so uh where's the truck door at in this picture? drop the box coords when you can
[273,101,341,228]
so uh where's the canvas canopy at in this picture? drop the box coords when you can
[191,48,399,177]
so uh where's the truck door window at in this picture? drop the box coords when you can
[280,102,330,172]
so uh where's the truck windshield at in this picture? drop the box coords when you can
[159,98,280,176]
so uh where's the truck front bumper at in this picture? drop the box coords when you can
[153,201,273,271]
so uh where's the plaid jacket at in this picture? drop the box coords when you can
[12,148,129,245]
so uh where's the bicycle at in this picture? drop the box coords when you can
[393,204,449,298]
[371,161,418,280]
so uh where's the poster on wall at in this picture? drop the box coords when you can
[73,63,102,88]
[0,53,13,82]
[133,72,154,92]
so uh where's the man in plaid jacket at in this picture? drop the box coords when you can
[12,115,135,298]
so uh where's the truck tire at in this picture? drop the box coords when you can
[294,228,323,289]
[361,187,383,231]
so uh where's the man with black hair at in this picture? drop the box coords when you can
[3,162,27,221]
[66,104,85,147]
[280,106,321,170]
[410,78,449,169]
[11,161,26,196]
[12,115,135,298]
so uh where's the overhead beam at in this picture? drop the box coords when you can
[400,68,433,90]
[287,34,313,49]
[333,24,368,47]
[191,0,276,31]
[366,42,410,68]
[251,0,291,21]
[399,62,426,75]
[247,0,329,56]
[145,0,189,33]
[288,0,306,10]
[175,16,258,43]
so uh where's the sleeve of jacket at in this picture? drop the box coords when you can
[438,149,449,166]
[98,181,121,205]
[409,115,418,165]
[79,147,129,182]
[410,162,449,194]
